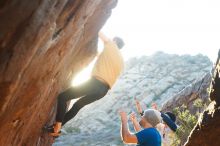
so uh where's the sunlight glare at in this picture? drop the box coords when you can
[71,39,104,86]
[71,58,97,87]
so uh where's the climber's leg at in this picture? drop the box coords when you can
[47,77,109,136]
[55,78,99,123]
[62,80,109,125]
[47,78,98,136]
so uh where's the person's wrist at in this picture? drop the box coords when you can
[121,116,127,121]
[122,119,127,124]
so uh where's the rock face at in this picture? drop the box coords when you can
[161,73,212,145]
[185,53,220,146]
[161,73,212,114]
[0,0,116,146]
[54,52,212,146]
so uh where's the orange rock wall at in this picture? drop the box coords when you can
[0,0,116,145]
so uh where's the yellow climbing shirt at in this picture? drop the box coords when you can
[92,40,124,88]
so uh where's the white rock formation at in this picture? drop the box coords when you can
[54,52,212,146]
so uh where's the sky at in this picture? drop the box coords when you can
[101,0,220,61]
[72,0,220,86]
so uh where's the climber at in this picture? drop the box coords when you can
[135,99,177,146]
[45,32,125,137]
[119,109,162,146]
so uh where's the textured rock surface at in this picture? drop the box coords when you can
[185,53,220,146]
[161,73,212,145]
[161,73,212,114]
[0,0,116,145]
[54,52,212,146]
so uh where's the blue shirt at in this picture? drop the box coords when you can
[135,127,161,146]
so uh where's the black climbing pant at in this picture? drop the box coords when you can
[56,77,109,125]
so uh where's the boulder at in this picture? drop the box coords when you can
[185,52,220,146]
[0,0,116,145]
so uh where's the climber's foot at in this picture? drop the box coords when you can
[43,124,61,138]
[50,131,61,138]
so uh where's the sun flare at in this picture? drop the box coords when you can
[71,39,104,86]
[71,59,97,87]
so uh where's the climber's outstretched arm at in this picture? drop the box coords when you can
[99,31,111,43]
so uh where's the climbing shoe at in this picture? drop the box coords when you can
[43,124,61,138]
